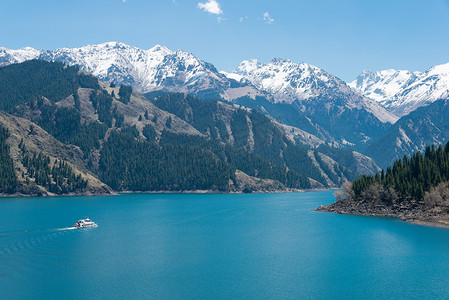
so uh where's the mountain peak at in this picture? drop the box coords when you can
[233,59,261,74]
[100,41,127,47]
[350,63,449,116]
[149,44,173,54]
[428,62,449,75]
[0,46,42,67]
[270,57,291,64]
[79,41,137,51]
[228,57,397,124]
[360,69,373,74]
[230,57,343,103]
[0,42,261,99]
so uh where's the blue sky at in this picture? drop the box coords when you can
[1,0,449,81]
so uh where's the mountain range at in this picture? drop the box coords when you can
[1,42,449,193]
[1,42,262,101]
[3,42,448,121]
[0,42,400,150]
[0,59,384,195]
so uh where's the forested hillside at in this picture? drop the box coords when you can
[318,141,449,227]
[0,119,97,195]
[150,93,325,183]
[234,94,392,151]
[0,125,18,193]
[351,143,449,202]
[0,60,381,195]
[0,60,98,111]
[149,93,380,186]
[0,61,316,193]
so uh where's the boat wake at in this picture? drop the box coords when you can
[0,226,80,262]
[0,227,76,238]
[56,227,76,231]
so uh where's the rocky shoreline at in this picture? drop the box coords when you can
[316,198,449,229]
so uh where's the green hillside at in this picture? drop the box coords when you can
[0,60,381,194]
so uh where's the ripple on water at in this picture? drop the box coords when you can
[0,227,91,276]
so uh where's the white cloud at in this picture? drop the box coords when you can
[197,0,223,15]
[239,16,248,23]
[263,12,274,24]
[217,16,227,24]
[122,0,127,2]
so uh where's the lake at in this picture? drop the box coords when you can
[1,191,449,299]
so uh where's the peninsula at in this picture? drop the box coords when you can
[317,143,449,228]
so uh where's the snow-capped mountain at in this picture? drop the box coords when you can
[226,58,398,124]
[349,69,422,104]
[223,57,400,150]
[0,42,262,100]
[350,63,449,117]
[0,42,398,146]
[230,58,350,103]
[0,47,42,67]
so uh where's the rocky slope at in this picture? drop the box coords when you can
[0,112,111,196]
[365,98,449,168]
[148,92,381,185]
[225,58,398,149]
[316,196,449,228]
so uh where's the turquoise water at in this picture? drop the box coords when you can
[1,191,449,299]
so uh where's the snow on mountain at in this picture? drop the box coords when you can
[38,42,223,94]
[219,71,243,82]
[231,58,342,103]
[349,63,449,117]
[349,69,422,103]
[0,47,42,67]
[0,42,262,100]
[0,43,397,125]
[227,58,398,124]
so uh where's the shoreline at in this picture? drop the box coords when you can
[316,200,449,229]
[403,219,449,229]
[0,191,118,198]
[0,187,339,198]
[114,188,305,195]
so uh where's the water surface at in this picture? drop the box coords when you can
[1,192,448,299]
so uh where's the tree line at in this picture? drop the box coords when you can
[349,142,449,204]
[22,152,88,194]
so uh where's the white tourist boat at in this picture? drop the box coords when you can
[73,217,98,228]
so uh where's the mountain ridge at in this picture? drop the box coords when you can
[0,42,264,101]
[0,42,397,125]
[226,58,397,124]
[350,63,449,117]
[0,60,383,195]
[365,98,449,168]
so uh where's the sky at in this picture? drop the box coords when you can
[1,0,449,81]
